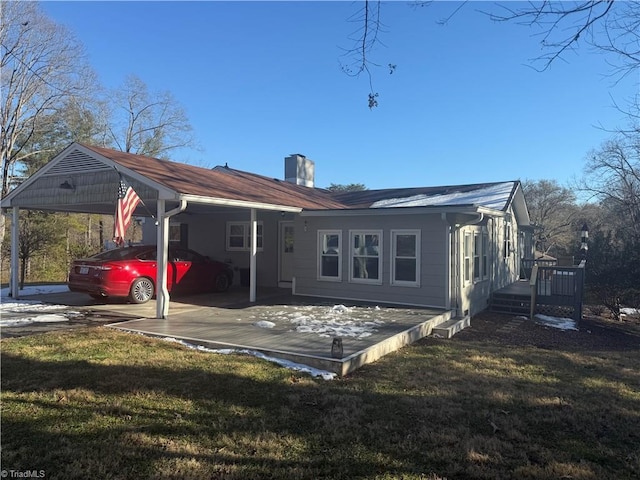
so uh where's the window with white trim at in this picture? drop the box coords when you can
[473,232,480,281]
[482,231,489,279]
[350,230,382,284]
[226,221,263,251]
[463,231,472,283]
[318,230,341,281]
[391,230,420,287]
[503,221,512,258]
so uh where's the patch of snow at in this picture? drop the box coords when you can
[0,313,70,327]
[534,314,578,331]
[1,300,68,313]
[253,320,276,329]
[370,182,514,210]
[0,285,81,328]
[161,336,336,380]
[247,304,386,340]
[1,284,69,298]
[331,304,351,313]
[621,307,640,316]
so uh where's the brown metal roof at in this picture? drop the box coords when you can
[82,144,347,210]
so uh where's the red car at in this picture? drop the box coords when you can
[68,245,233,304]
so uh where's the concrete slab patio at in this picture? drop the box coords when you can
[106,288,452,376]
[9,287,453,376]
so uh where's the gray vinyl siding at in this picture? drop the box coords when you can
[142,209,285,287]
[293,213,448,308]
[458,207,521,316]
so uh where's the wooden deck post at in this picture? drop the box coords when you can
[529,264,538,320]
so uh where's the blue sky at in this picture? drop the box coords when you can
[42,1,639,191]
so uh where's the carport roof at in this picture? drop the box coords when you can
[0,143,348,213]
[82,144,348,210]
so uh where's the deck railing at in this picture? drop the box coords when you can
[521,258,557,279]
[529,260,586,321]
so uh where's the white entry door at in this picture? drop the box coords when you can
[279,222,294,286]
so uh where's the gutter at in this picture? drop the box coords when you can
[180,194,301,213]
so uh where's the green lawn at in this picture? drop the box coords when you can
[2,324,639,479]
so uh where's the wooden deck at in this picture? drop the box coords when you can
[491,263,585,320]
[494,280,530,296]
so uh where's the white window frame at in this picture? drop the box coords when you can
[349,230,383,285]
[482,230,489,279]
[503,221,512,259]
[390,229,420,287]
[318,230,342,281]
[473,231,481,282]
[226,221,263,252]
[463,231,472,284]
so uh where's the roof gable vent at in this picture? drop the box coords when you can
[44,148,113,177]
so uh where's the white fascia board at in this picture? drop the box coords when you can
[510,184,531,226]
[477,206,507,217]
[300,205,504,217]
[180,194,302,212]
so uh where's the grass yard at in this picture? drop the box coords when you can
[1,315,639,479]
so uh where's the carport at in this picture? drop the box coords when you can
[1,143,341,318]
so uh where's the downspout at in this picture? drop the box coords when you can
[249,208,257,303]
[156,199,187,319]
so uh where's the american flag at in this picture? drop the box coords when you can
[113,175,141,247]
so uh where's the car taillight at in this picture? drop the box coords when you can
[96,264,122,271]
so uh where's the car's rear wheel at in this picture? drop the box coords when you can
[215,273,230,292]
[130,277,154,304]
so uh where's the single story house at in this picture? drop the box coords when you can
[1,143,532,320]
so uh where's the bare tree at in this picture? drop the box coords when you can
[347,1,638,107]
[340,0,397,109]
[0,1,95,197]
[579,131,640,242]
[576,100,640,317]
[487,1,639,78]
[0,210,65,288]
[521,179,578,256]
[105,75,195,158]
[326,183,368,193]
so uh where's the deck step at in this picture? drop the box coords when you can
[432,316,470,339]
[490,293,531,315]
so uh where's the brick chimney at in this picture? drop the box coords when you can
[284,154,315,188]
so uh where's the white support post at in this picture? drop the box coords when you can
[156,199,170,319]
[250,208,257,303]
[10,206,19,299]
